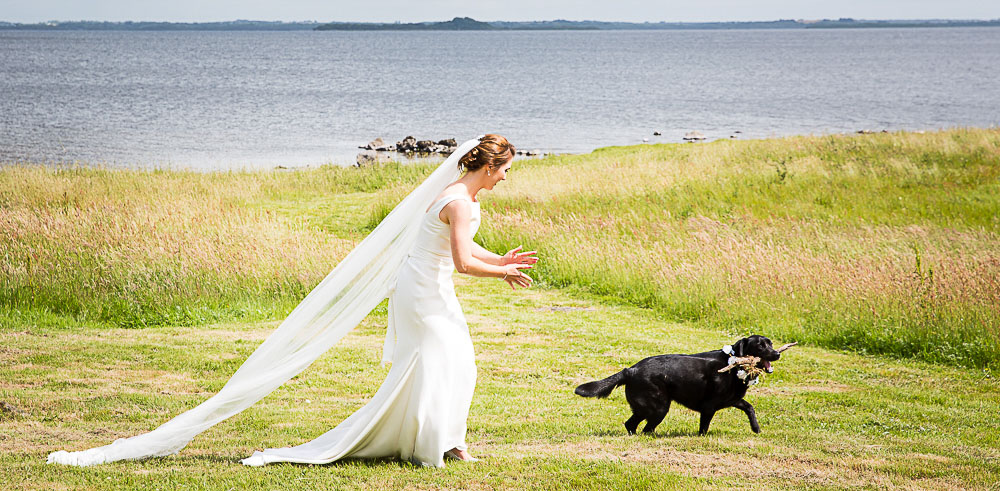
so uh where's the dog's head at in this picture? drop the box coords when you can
[731,335,781,373]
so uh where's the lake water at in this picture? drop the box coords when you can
[2,28,999,170]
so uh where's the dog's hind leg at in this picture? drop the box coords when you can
[641,411,666,435]
[623,383,653,435]
[698,411,716,435]
[733,399,761,433]
[624,413,643,435]
[642,401,670,435]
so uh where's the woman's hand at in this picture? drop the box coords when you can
[500,246,536,290]
[502,264,533,290]
[500,246,538,267]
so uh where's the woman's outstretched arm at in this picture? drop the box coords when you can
[471,242,538,268]
[443,200,532,289]
[470,242,503,265]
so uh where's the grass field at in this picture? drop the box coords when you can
[2,129,999,489]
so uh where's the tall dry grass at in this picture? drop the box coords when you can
[468,129,1000,368]
[3,129,998,367]
[0,163,430,327]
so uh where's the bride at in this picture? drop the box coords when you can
[242,134,534,467]
[47,134,536,468]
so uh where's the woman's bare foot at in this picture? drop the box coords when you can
[444,448,478,462]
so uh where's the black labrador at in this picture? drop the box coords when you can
[575,335,781,435]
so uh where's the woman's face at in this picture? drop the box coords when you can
[485,159,513,190]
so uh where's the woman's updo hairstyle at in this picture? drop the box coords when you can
[458,134,515,173]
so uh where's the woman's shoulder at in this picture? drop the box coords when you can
[433,185,476,205]
[435,195,475,215]
[428,191,471,217]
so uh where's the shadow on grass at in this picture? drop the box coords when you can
[590,427,699,438]
[165,454,417,469]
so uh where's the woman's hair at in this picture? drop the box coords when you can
[458,134,515,172]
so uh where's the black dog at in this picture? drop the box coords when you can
[575,335,781,435]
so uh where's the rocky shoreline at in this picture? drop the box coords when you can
[356,136,543,166]
[355,128,909,166]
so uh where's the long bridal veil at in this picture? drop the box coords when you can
[47,137,482,466]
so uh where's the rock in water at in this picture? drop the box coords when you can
[397,136,417,152]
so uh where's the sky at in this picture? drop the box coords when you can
[2,0,999,23]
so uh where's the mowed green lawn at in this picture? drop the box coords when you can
[2,277,998,489]
[2,129,999,489]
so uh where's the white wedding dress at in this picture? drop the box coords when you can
[241,194,480,468]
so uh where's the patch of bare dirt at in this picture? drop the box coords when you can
[502,439,974,487]
[0,345,27,357]
[183,325,274,343]
[900,477,976,491]
[27,364,205,398]
[464,313,508,334]
[753,382,852,396]
[907,453,953,464]
[506,440,834,484]
[533,306,597,313]
[0,420,122,453]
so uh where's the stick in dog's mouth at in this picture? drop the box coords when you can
[764,342,796,373]
[719,342,797,375]
[776,342,798,353]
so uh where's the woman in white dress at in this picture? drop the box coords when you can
[241,134,536,467]
[47,135,532,468]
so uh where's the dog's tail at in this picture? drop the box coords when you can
[574,368,634,398]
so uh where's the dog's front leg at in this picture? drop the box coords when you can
[733,399,761,433]
[698,411,715,435]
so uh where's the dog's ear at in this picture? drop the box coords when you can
[732,338,748,357]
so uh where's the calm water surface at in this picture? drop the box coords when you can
[2,28,999,169]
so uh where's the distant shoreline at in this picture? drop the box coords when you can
[2,17,1000,31]
[4,127,997,172]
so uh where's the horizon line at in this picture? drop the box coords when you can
[4,16,1000,24]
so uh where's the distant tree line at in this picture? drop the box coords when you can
[2,17,998,31]
[0,20,318,30]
